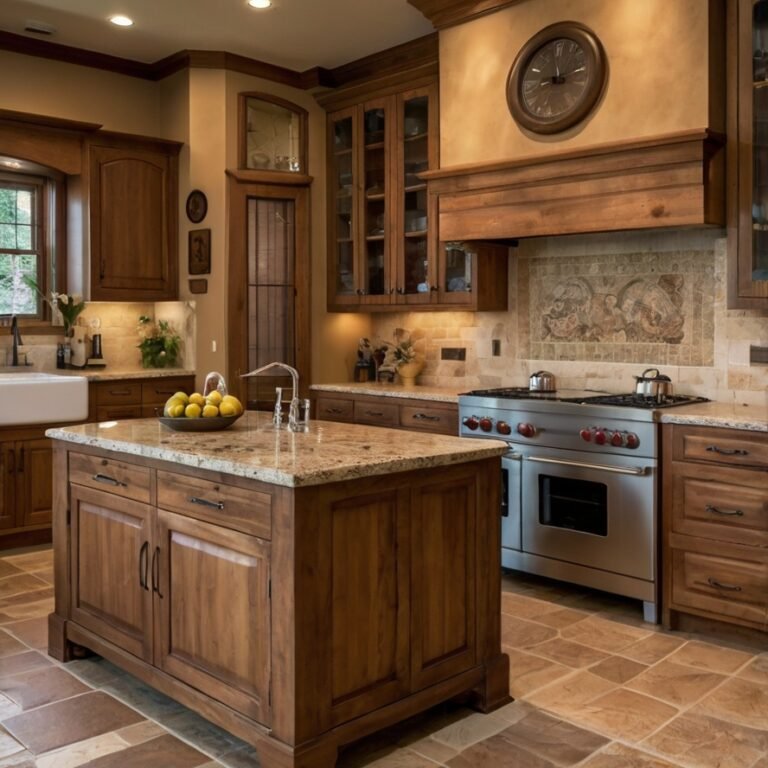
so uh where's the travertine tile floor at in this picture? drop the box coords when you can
[0,546,765,767]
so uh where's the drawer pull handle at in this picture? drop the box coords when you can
[705,504,744,517]
[706,445,749,457]
[706,577,742,592]
[413,413,440,421]
[325,408,343,415]
[364,410,384,417]
[92,473,126,487]
[189,496,225,511]
[138,541,149,591]
[108,389,133,396]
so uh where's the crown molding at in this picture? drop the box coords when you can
[407,0,526,29]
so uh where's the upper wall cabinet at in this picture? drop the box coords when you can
[88,135,181,302]
[729,0,768,306]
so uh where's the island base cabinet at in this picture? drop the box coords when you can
[50,444,509,768]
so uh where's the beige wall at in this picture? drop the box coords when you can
[440,0,716,166]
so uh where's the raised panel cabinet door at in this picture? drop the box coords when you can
[69,484,153,661]
[18,438,53,528]
[410,469,477,691]
[0,442,16,530]
[90,144,178,301]
[155,510,271,725]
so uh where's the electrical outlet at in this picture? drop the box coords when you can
[492,340,501,356]
[441,347,466,361]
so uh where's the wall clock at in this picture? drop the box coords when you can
[506,21,607,135]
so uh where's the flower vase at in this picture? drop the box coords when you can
[397,359,424,386]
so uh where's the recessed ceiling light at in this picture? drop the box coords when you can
[109,15,134,27]
[247,0,272,8]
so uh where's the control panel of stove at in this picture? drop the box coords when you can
[579,426,640,449]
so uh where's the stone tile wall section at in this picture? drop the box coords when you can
[371,231,768,407]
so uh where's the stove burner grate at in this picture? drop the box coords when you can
[562,393,711,409]
[461,387,559,399]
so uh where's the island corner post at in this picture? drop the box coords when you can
[46,419,510,768]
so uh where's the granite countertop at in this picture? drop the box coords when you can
[659,401,768,432]
[46,411,506,488]
[310,382,463,403]
[50,368,196,382]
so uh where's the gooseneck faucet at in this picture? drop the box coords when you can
[241,362,301,431]
[10,315,22,367]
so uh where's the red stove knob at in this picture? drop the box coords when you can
[625,432,640,449]
[611,431,624,447]
[463,416,479,431]
[579,428,592,442]
[496,421,512,436]
[517,422,536,438]
[594,429,607,445]
[479,417,493,432]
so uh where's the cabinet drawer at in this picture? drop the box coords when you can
[678,428,768,469]
[141,378,194,405]
[69,451,151,504]
[400,405,457,436]
[157,470,271,540]
[315,397,354,423]
[672,473,768,546]
[94,382,142,406]
[96,405,143,422]
[354,401,400,427]
[671,542,768,627]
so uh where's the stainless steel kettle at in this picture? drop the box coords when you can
[529,370,556,392]
[634,368,673,400]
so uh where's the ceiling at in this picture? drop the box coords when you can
[0,0,434,71]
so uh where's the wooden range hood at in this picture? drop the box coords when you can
[421,129,725,242]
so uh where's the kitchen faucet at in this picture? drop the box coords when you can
[241,362,302,431]
[10,315,22,367]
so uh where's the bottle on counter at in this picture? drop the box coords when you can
[354,351,369,382]
[56,343,65,369]
[62,342,71,368]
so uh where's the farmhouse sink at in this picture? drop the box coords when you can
[0,372,88,426]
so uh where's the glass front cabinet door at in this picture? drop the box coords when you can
[326,82,438,310]
[729,0,768,305]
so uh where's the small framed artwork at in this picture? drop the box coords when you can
[188,228,211,275]
[186,189,208,223]
[188,279,208,294]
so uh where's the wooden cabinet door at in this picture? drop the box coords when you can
[155,510,271,725]
[0,442,16,531]
[90,143,178,301]
[70,484,153,661]
[410,468,477,691]
[17,438,52,528]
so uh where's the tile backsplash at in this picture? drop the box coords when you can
[370,230,768,406]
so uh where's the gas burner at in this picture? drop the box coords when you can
[461,387,559,399]
[563,393,711,409]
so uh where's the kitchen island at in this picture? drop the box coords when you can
[46,413,510,768]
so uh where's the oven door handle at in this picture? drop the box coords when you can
[527,455,648,476]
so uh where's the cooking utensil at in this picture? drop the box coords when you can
[529,370,556,392]
[633,368,673,400]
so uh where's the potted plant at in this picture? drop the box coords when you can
[137,315,181,368]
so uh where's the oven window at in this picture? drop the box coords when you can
[539,475,607,536]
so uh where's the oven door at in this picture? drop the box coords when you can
[521,446,656,581]
[501,450,522,553]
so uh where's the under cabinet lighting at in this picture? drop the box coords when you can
[247,0,272,8]
[109,15,134,27]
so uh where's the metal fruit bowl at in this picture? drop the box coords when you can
[158,414,242,432]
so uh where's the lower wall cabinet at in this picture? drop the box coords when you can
[662,424,768,636]
[314,392,458,436]
[91,375,195,421]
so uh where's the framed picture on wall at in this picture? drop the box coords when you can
[189,228,211,275]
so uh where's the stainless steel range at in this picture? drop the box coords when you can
[458,388,709,623]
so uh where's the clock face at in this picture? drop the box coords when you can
[507,23,606,135]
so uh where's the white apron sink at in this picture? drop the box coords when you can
[0,373,88,426]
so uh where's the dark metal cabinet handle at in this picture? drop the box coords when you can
[324,407,343,415]
[188,496,225,511]
[707,577,742,592]
[138,542,149,591]
[705,504,744,517]
[7,450,15,476]
[108,389,133,396]
[413,413,440,421]
[92,473,127,487]
[706,445,749,457]
[364,410,384,417]
[151,547,163,598]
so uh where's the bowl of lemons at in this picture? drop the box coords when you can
[159,389,244,432]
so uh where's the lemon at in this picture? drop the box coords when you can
[168,403,186,418]
[188,392,205,407]
[185,403,202,418]
[202,404,219,418]
[172,391,190,405]
[219,401,236,417]
[221,395,243,416]
[205,390,223,406]
[164,396,185,417]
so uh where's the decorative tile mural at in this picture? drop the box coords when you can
[519,250,715,366]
